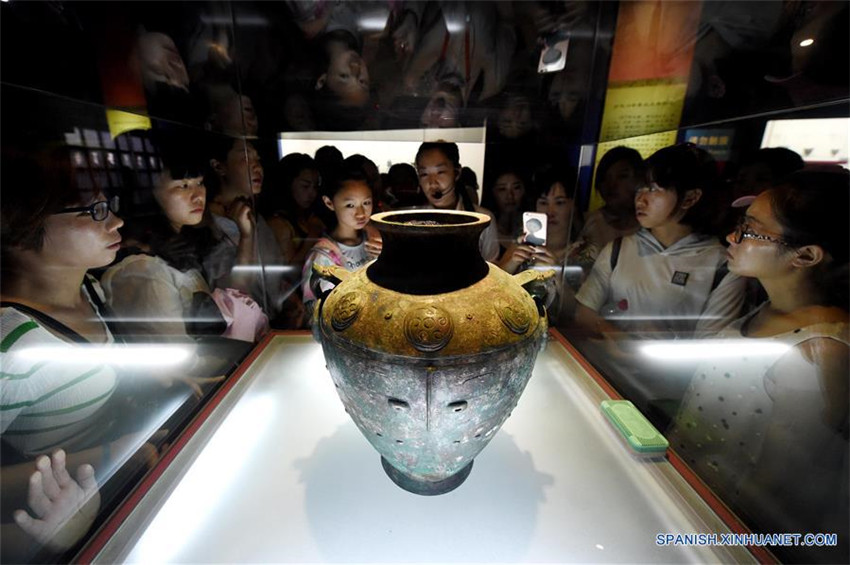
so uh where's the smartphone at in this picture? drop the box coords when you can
[521,212,547,247]
[538,36,570,74]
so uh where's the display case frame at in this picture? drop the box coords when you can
[77,330,769,563]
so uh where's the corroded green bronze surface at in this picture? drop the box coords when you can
[314,210,552,495]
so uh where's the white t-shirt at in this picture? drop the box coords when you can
[569,208,639,271]
[101,254,210,338]
[575,230,746,337]
[204,214,289,317]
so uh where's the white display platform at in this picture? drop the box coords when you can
[96,334,752,563]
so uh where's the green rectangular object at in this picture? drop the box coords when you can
[600,400,669,454]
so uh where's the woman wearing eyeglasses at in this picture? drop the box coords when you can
[667,168,849,563]
[0,146,130,560]
[1,146,123,458]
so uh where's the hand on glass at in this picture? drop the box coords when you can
[111,429,172,473]
[150,358,225,398]
[14,450,100,552]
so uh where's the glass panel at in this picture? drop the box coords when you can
[0,85,252,563]
[1,1,847,563]
[681,1,849,127]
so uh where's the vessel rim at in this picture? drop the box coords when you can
[371,209,490,229]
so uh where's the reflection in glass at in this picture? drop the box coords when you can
[0,1,847,561]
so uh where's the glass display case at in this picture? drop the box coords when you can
[86,332,755,563]
[1,1,847,563]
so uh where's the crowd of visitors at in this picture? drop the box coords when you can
[1,0,848,561]
[3,110,847,560]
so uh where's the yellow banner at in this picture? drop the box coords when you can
[598,81,689,144]
[106,109,151,139]
[589,81,687,211]
[588,0,701,212]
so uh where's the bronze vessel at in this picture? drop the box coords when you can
[313,210,551,495]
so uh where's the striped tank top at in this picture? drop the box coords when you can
[0,284,117,456]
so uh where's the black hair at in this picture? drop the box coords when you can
[388,162,419,189]
[387,162,424,207]
[529,164,582,240]
[203,135,248,202]
[1,143,95,255]
[157,130,206,181]
[321,162,371,200]
[415,141,460,170]
[459,167,478,190]
[344,154,379,187]
[738,147,805,179]
[315,29,362,70]
[530,164,578,201]
[481,164,533,216]
[260,152,317,218]
[645,143,718,233]
[320,162,372,228]
[119,128,219,274]
[313,145,343,191]
[315,145,343,172]
[595,146,645,195]
[770,168,850,308]
[415,141,475,211]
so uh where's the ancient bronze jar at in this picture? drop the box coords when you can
[313,210,551,495]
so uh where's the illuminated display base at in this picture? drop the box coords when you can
[95,335,753,563]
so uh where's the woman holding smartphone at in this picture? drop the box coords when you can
[497,166,582,325]
[480,165,532,256]
[497,166,580,275]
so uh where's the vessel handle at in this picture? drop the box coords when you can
[312,263,351,286]
[311,264,351,340]
[513,269,556,318]
[512,268,555,289]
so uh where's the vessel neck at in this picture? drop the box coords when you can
[366,213,489,295]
